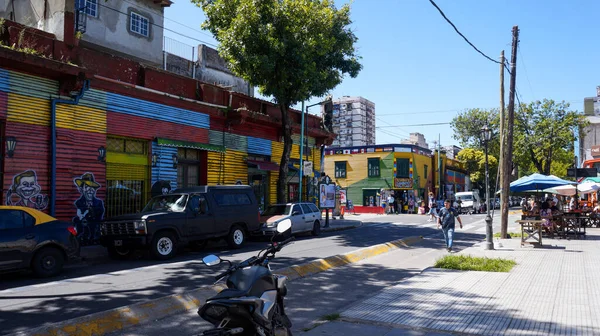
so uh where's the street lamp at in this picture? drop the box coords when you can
[5,136,17,158]
[480,124,494,250]
[97,146,106,162]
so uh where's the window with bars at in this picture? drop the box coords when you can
[396,158,410,178]
[106,137,147,154]
[334,161,347,178]
[368,158,380,177]
[105,179,145,218]
[130,12,149,37]
[77,0,98,17]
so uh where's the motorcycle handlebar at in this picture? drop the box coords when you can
[215,269,231,281]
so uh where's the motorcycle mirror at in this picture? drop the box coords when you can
[276,219,292,233]
[202,254,221,266]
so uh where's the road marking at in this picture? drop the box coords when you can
[419,223,437,228]
[476,227,487,233]
[461,225,475,231]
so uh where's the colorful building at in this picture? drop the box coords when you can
[323,144,468,213]
[0,18,333,245]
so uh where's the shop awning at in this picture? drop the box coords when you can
[156,138,225,153]
[247,159,279,171]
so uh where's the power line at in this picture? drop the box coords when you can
[376,117,412,136]
[93,1,218,48]
[428,0,501,65]
[518,45,536,101]
[377,122,451,128]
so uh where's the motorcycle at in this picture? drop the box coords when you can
[199,219,294,336]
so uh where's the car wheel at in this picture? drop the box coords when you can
[227,225,246,249]
[107,246,134,260]
[32,247,65,278]
[151,232,178,260]
[311,221,321,236]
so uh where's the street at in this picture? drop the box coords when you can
[0,212,514,335]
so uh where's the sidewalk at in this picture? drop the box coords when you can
[305,230,600,336]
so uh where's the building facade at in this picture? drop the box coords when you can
[329,96,375,147]
[323,144,468,213]
[581,88,600,169]
[0,15,332,246]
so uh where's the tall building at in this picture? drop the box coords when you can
[400,132,428,148]
[329,96,375,147]
[580,87,600,169]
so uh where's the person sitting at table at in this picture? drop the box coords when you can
[528,201,541,217]
[570,197,576,210]
[540,201,555,237]
[583,203,590,212]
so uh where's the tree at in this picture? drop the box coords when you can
[457,148,498,193]
[514,99,588,176]
[196,0,362,203]
[450,108,500,158]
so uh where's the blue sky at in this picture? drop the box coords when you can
[163,0,598,148]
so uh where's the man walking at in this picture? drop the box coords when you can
[437,199,463,252]
[387,194,395,214]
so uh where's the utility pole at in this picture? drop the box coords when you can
[504,26,519,237]
[438,134,442,200]
[299,101,306,202]
[499,50,508,239]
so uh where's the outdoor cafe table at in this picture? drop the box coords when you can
[516,219,544,246]
[560,212,587,238]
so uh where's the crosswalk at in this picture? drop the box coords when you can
[372,218,521,234]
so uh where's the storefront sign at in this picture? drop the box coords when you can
[366,148,375,153]
[394,147,411,153]
[394,178,413,189]
[592,145,600,158]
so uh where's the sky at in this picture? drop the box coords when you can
[161,0,599,149]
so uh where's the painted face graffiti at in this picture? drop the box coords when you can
[151,180,173,198]
[6,170,49,210]
[82,184,97,202]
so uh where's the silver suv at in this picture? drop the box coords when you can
[259,202,322,237]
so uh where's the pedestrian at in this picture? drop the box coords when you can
[437,199,463,252]
[387,194,395,214]
[428,202,438,222]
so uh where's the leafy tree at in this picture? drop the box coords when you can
[196,0,362,203]
[457,148,498,193]
[450,108,500,158]
[513,99,587,176]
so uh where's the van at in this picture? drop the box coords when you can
[455,190,482,214]
[100,185,260,260]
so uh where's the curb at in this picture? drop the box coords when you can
[23,235,423,336]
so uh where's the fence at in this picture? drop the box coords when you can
[163,36,196,61]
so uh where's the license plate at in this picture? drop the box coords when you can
[114,240,123,246]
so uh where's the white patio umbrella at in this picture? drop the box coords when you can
[577,182,600,194]
[548,184,577,196]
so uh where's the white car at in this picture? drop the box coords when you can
[259,202,322,237]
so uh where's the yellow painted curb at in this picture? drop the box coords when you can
[23,236,423,336]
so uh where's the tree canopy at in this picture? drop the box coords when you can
[196,0,362,202]
[457,147,499,192]
[450,99,588,177]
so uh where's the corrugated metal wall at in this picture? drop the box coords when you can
[108,111,209,143]
[56,104,106,134]
[209,130,247,152]
[4,69,59,99]
[291,134,316,147]
[247,136,272,156]
[207,151,223,185]
[207,150,248,185]
[106,92,210,129]
[7,94,50,126]
[151,142,178,191]
[0,92,7,118]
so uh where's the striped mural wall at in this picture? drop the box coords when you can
[151,142,178,194]
[247,136,272,156]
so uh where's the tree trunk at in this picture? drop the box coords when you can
[277,103,292,204]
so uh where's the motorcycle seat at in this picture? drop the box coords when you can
[210,288,249,300]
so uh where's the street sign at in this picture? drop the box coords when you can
[567,168,598,177]
[303,161,313,176]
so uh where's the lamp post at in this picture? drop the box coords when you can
[480,124,494,250]
[5,136,17,158]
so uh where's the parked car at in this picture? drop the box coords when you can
[455,191,482,214]
[0,206,80,277]
[100,185,261,260]
[260,202,322,237]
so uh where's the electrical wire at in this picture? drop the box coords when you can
[518,45,536,101]
[377,122,450,128]
[427,0,502,65]
[92,1,218,48]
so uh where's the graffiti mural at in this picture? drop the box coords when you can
[5,170,49,210]
[151,180,173,198]
[73,172,105,246]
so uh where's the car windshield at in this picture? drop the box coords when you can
[143,194,188,212]
[262,205,292,216]
[457,195,473,201]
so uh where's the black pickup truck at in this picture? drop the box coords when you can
[99,185,260,260]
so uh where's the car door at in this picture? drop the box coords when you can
[0,209,36,270]
[290,204,305,233]
[185,194,215,238]
[301,203,315,230]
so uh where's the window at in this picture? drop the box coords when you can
[77,0,98,17]
[213,192,252,206]
[23,212,35,227]
[424,165,428,180]
[308,203,320,213]
[107,137,147,154]
[130,12,149,37]
[292,204,303,215]
[177,148,201,188]
[0,210,25,230]
[396,158,410,178]
[368,158,380,177]
[335,161,347,178]
[301,204,312,214]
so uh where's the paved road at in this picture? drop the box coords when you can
[0,212,514,335]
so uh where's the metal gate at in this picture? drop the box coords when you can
[106,162,148,218]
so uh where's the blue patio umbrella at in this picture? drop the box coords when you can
[509,173,575,193]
